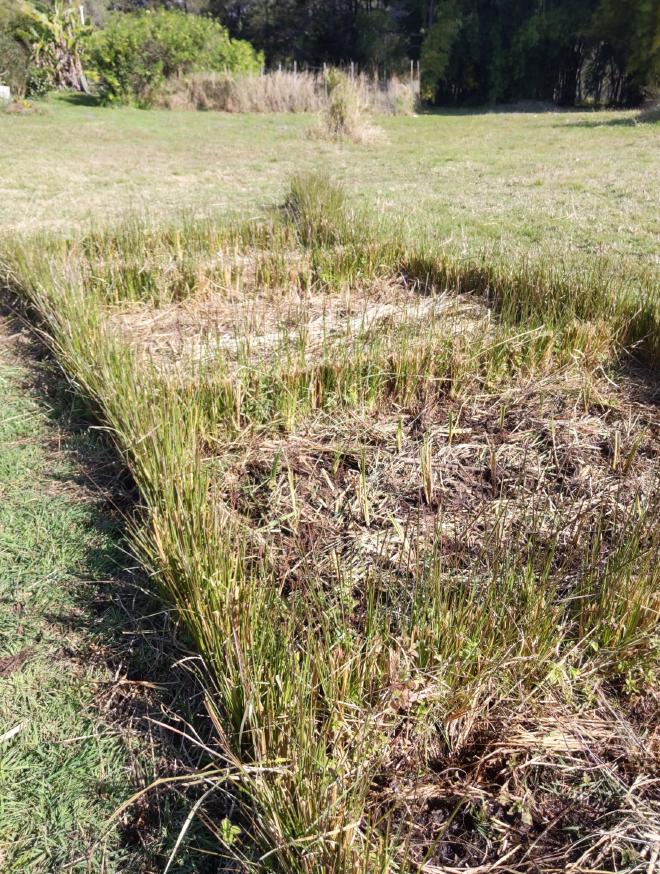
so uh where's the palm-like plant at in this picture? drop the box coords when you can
[19,1,90,93]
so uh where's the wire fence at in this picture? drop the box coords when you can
[264,59,421,93]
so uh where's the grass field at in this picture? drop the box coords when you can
[1,99,659,872]
[1,96,658,276]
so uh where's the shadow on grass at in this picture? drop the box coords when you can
[552,117,640,129]
[418,103,650,124]
[418,101,570,117]
[0,297,228,873]
[54,91,103,108]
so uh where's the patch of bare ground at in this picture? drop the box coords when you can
[385,691,660,872]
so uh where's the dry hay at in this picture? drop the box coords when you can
[221,368,659,590]
[383,690,660,872]
[108,275,488,371]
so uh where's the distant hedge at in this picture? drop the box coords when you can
[85,10,263,105]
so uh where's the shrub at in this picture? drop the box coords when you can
[312,68,384,143]
[283,172,350,246]
[0,31,29,97]
[85,10,263,105]
[26,65,53,97]
[323,68,362,137]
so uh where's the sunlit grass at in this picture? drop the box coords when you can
[1,97,658,281]
[2,174,658,871]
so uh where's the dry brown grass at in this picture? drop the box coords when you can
[107,271,485,370]
[220,368,659,589]
[156,70,417,117]
[158,70,324,113]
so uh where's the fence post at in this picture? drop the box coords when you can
[293,60,298,77]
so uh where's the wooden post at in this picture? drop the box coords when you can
[293,60,298,77]
[79,4,85,25]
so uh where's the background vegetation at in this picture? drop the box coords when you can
[209,0,660,106]
[0,3,261,102]
[1,0,658,106]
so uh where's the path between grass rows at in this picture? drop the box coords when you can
[0,315,215,872]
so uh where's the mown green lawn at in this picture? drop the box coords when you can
[0,323,187,872]
[1,95,657,277]
[0,333,130,870]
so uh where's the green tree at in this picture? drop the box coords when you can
[0,0,30,94]
[419,0,462,100]
[588,0,660,103]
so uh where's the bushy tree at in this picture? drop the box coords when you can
[416,0,657,106]
[85,9,263,103]
[419,1,461,101]
[207,0,413,71]
[586,0,660,103]
[0,0,30,95]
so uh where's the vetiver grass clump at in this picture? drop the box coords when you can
[310,69,384,144]
[2,174,658,872]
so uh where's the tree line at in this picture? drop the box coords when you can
[2,0,659,106]
[201,0,659,106]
